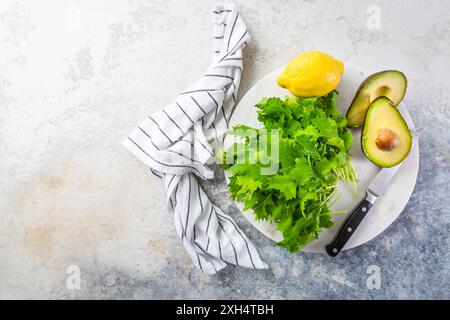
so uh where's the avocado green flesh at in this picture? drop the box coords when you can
[362,97,412,167]
[346,70,407,128]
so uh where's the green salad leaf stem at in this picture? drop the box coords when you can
[222,91,357,252]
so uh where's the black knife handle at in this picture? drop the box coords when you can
[325,194,374,257]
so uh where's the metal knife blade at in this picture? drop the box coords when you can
[325,163,404,256]
[367,164,402,200]
[367,133,418,202]
[326,134,418,257]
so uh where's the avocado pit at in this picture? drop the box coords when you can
[376,127,400,151]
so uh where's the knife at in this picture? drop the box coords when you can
[326,104,417,257]
[325,160,404,257]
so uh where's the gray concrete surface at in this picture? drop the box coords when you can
[0,0,449,299]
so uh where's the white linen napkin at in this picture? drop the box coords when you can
[123,4,268,274]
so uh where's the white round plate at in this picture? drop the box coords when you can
[224,63,419,253]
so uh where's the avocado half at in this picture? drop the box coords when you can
[361,97,412,168]
[346,70,407,128]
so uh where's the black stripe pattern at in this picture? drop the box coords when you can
[122,5,266,274]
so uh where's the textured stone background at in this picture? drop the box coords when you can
[0,0,449,299]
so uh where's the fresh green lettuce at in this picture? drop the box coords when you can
[223,91,357,252]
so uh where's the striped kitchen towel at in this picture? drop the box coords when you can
[123,5,268,274]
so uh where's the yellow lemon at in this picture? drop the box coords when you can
[277,51,344,97]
